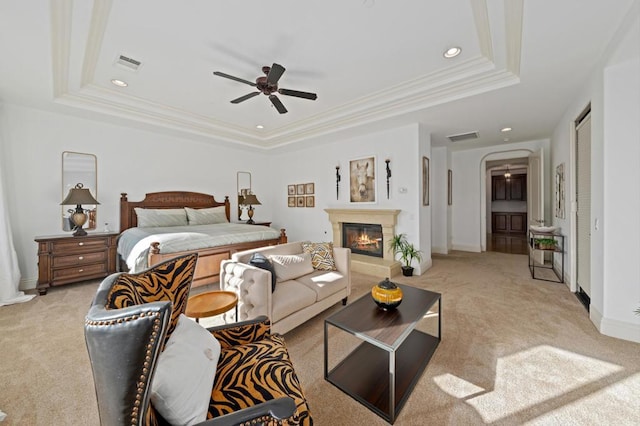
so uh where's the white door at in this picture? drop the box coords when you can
[576,115,591,297]
[528,148,544,263]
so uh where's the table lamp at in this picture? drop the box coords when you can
[61,183,100,236]
[242,193,261,224]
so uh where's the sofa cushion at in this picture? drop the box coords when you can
[295,269,347,301]
[249,252,277,292]
[150,314,220,426]
[268,253,314,282]
[271,281,317,322]
[301,241,337,271]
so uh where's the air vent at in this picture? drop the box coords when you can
[447,131,479,142]
[115,55,142,71]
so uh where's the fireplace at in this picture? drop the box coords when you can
[342,223,383,257]
[325,208,402,277]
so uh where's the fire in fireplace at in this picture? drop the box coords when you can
[342,222,383,258]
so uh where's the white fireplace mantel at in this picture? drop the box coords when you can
[325,208,401,277]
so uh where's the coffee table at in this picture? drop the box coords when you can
[186,290,238,323]
[324,283,441,423]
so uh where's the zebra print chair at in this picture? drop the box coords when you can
[85,253,312,425]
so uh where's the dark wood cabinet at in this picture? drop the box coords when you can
[492,175,526,201]
[35,232,119,295]
[492,212,527,234]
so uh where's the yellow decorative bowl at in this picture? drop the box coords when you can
[371,277,403,310]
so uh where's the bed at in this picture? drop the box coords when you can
[118,191,287,288]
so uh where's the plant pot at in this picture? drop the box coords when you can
[401,266,414,277]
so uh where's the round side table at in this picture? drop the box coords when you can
[186,290,238,323]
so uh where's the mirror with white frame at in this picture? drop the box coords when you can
[62,151,97,231]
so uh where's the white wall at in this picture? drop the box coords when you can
[431,147,448,253]
[1,104,272,289]
[550,2,640,342]
[450,140,549,252]
[269,123,432,273]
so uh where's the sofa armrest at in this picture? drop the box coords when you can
[196,397,296,426]
[206,315,271,349]
[333,247,352,295]
[220,260,273,322]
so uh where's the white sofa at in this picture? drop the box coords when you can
[220,241,351,334]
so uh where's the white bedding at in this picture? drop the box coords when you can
[118,223,280,272]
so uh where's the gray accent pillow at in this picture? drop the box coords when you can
[134,208,188,227]
[185,206,228,225]
[268,253,314,282]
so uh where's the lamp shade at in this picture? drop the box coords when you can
[242,193,261,206]
[61,183,100,206]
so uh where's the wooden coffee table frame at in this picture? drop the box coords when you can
[324,284,441,424]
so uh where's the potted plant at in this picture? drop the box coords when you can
[534,238,557,250]
[389,234,423,276]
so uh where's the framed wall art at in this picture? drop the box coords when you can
[288,197,296,207]
[305,183,314,194]
[306,196,315,207]
[296,184,305,195]
[422,156,430,206]
[296,196,305,207]
[349,156,376,203]
[447,169,453,205]
[288,185,296,196]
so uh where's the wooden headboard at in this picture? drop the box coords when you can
[120,191,231,232]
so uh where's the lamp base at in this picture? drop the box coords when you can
[246,205,255,224]
[72,226,88,237]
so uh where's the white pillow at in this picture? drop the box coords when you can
[135,208,188,227]
[151,314,221,425]
[268,253,314,282]
[185,206,228,225]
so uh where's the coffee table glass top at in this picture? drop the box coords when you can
[325,283,440,350]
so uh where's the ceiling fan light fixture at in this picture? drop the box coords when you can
[443,46,462,59]
[111,79,128,87]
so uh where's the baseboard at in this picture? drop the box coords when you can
[431,246,448,255]
[451,243,482,253]
[590,305,640,343]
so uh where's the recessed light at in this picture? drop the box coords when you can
[443,46,461,59]
[256,125,264,129]
[501,127,512,132]
[111,79,128,87]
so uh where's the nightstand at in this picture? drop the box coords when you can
[34,232,119,295]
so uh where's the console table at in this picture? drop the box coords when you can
[324,284,441,423]
[528,230,565,283]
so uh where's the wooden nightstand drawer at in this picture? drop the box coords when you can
[53,263,107,281]
[35,232,119,295]
[51,238,108,253]
[53,251,106,268]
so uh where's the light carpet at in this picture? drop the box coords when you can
[1,251,639,425]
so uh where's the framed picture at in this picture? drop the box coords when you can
[288,185,296,196]
[447,169,453,205]
[305,196,315,207]
[555,163,565,218]
[296,184,305,195]
[305,182,315,194]
[296,196,305,207]
[349,156,376,203]
[422,156,430,206]
[288,196,296,207]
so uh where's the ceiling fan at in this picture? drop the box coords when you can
[213,63,317,114]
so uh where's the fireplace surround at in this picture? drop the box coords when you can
[325,209,401,277]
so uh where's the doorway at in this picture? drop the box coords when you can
[575,106,592,310]
[486,158,529,255]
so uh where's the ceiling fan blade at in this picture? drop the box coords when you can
[269,94,288,114]
[230,92,260,104]
[266,63,286,85]
[278,88,318,100]
[213,71,257,87]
